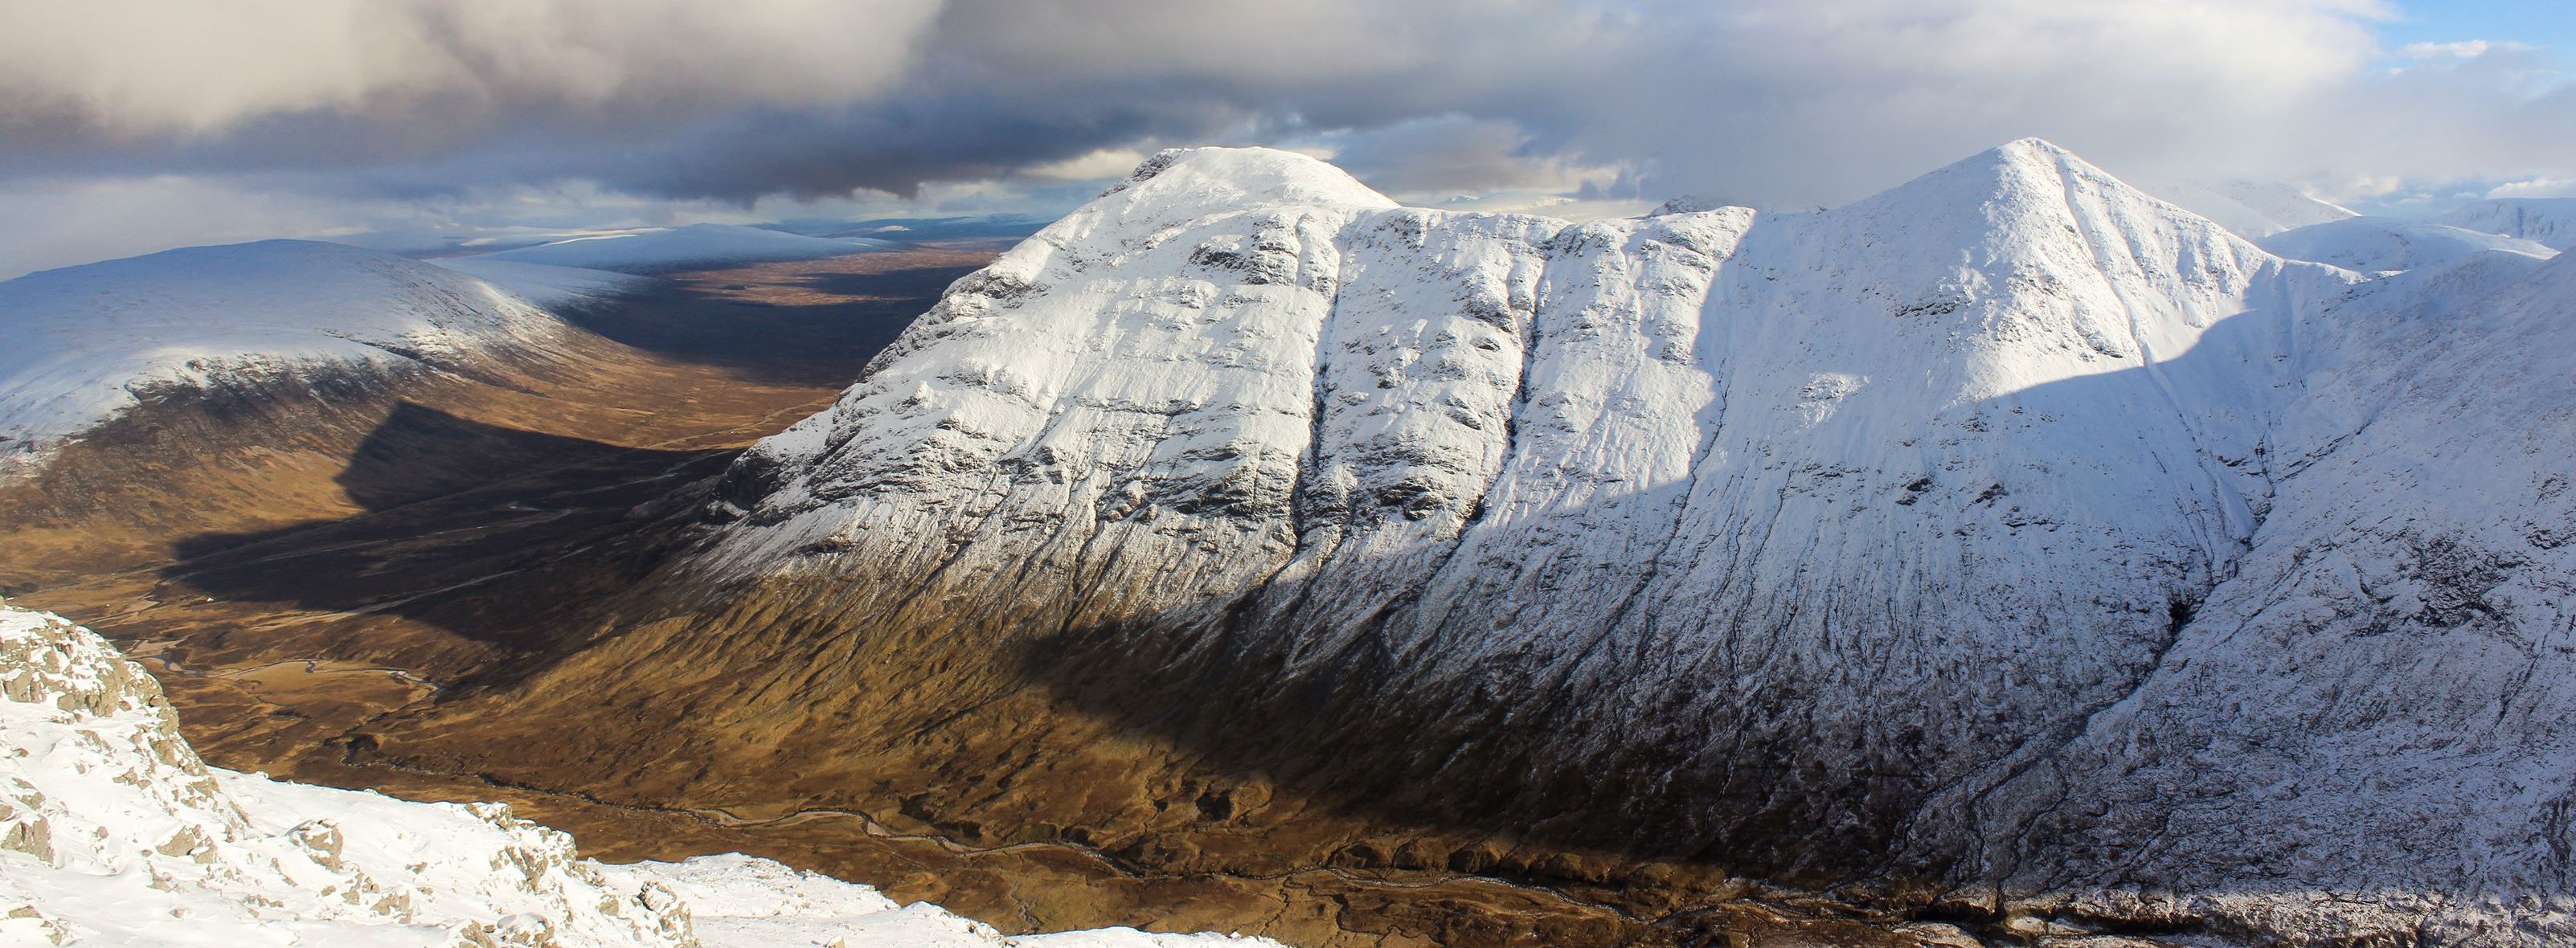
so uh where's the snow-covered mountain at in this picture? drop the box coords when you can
[2255,215,2557,273]
[682,141,2576,942]
[0,240,608,480]
[2125,176,2357,238]
[460,223,894,273]
[428,257,658,309]
[0,600,1284,948]
[2431,197,2576,250]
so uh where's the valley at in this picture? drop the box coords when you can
[6,142,2568,948]
[0,246,1930,947]
[13,4,2576,945]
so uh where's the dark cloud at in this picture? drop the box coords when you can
[4,0,2576,276]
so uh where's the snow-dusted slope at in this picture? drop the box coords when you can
[0,601,1284,947]
[2128,177,2357,239]
[2257,215,2557,272]
[696,142,2576,942]
[2431,197,2576,250]
[428,257,657,309]
[0,240,584,478]
[461,223,893,273]
[2002,239,2576,947]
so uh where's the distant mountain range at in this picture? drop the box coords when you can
[458,223,896,273]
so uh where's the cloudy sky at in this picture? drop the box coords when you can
[2,0,2571,277]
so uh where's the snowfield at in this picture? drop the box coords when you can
[2432,197,2576,250]
[0,240,617,480]
[0,601,1285,948]
[2123,176,2357,238]
[2255,215,2557,273]
[458,223,895,273]
[702,142,2576,943]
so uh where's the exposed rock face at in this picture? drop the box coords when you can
[394,142,2574,944]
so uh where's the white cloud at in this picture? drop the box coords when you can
[0,0,943,137]
[4,0,2576,257]
[1017,148,1157,182]
[2489,178,2576,199]
[0,175,372,278]
[2395,39,2532,59]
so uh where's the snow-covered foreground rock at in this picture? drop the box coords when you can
[0,240,619,480]
[690,141,2576,942]
[461,223,893,274]
[0,601,1284,948]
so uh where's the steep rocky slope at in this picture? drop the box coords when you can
[361,142,2576,945]
[0,600,1283,947]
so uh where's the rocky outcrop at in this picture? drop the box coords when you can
[0,601,696,946]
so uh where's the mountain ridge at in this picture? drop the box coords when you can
[344,140,2576,945]
[0,239,597,480]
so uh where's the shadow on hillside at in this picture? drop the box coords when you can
[924,285,2542,934]
[162,402,728,672]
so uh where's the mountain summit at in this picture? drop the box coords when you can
[380,141,2576,945]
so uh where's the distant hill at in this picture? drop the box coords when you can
[463,223,895,273]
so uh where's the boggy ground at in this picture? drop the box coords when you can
[0,248,1975,948]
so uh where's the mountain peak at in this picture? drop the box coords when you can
[1992,135,2079,164]
[1103,145,1397,213]
[1891,137,2107,202]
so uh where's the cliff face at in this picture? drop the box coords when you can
[383,142,2575,943]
